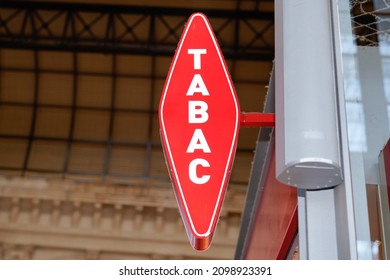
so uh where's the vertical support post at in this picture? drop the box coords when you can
[297,189,308,259]
[275,0,360,259]
[357,46,389,183]
[275,0,343,190]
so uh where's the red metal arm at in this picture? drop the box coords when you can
[240,113,275,128]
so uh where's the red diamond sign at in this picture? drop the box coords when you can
[159,13,240,251]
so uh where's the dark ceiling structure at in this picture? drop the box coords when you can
[0,1,274,60]
[0,1,275,202]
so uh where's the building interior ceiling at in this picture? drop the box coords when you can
[0,0,274,188]
[0,0,274,259]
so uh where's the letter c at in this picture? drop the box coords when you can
[189,158,210,184]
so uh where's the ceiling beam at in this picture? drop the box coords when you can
[0,1,274,61]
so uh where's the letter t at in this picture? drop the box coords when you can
[188,49,207,70]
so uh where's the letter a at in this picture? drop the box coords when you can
[186,74,210,96]
[186,129,211,153]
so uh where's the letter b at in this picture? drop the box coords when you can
[188,101,209,123]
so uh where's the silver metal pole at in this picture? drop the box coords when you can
[275,0,362,259]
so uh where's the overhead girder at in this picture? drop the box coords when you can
[0,1,274,60]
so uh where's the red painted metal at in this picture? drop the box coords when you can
[245,144,298,260]
[276,205,298,259]
[382,139,390,210]
[240,113,275,128]
[159,13,240,251]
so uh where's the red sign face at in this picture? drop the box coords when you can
[159,13,240,251]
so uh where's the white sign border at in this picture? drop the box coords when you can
[159,13,240,238]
